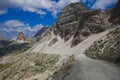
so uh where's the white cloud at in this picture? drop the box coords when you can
[0,10,7,15]
[50,0,81,17]
[0,0,118,16]
[55,0,80,9]
[0,0,82,16]
[3,20,25,28]
[91,0,118,10]
[0,0,56,15]
[0,20,44,39]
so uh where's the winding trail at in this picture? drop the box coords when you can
[64,54,120,80]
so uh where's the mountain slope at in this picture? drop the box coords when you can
[85,27,120,63]
[31,28,110,55]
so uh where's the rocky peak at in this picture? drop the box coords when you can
[16,32,33,43]
[16,32,26,41]
[53,2,89,40]
[57,2,89,25]
[109,0,120,24]
[52,2,109,47]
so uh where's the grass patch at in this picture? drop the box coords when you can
[0,63,13,72]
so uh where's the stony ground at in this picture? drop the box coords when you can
[31,27,120,80]
[0,27,119,80]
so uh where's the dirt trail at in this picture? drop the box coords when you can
[64,54,120,80]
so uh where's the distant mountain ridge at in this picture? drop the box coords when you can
[34,27,48,41]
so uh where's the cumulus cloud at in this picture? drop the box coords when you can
[0,0,82,16]
[0,0,118,16]
[3,20,25,28]
[0,0,56,15]
[0,20,44,40]
[91,0,118,10]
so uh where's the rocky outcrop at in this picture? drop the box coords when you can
[34,27,48,41]
[53,3,89,41]
[85,27,120,64]
[109,0,120,24]
[15,32,33,43]
[51,3,109,47]
[16,32,26,42]
[84,0,120,63]
[48,37,58,46]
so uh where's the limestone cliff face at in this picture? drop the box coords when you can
[85,27,120,63]
[50,3,109,47]
[84,0,120,64]
[109,0,120,24]
[53,3,89,41]
[34,27,48,41]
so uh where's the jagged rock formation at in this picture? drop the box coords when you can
[0,32,34,56]
[85,27,120,64]
[109,0,120,24]
[34,27,48,41]
[15,32,33,43]
[32,1,118,55]
[84,0,120,64]
[51,3,109,47]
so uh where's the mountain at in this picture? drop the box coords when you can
[51,3,109,47]
[31,2,119,54]
[109,0,120,24]
[34,27,48,41]
[0,1,120,80]
[15,32,34,43]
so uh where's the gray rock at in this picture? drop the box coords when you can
[34,27,49,41]
[85,27,120,64]
[109,0,120,24]
[52,3,109,47]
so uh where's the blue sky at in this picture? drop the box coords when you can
[0,0,118,39]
